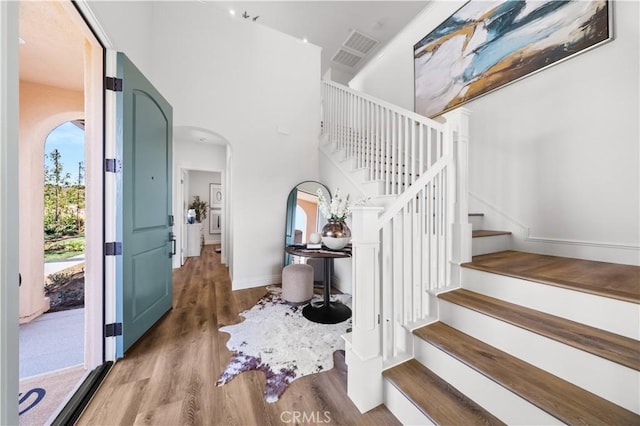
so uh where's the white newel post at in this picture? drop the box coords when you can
[443,108,472,285]
[347,205,384,413]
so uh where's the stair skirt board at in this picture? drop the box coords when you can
[383,379,434,426]
[472,234,512,256]
[438,299,640,413]
[461,268,639,340]
[350,167,369,183]
[413,337,562,425]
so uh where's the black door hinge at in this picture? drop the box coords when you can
[105,242,122,256]
[105,322,123,337]
[105,77,123,92]
[105,158,122,173]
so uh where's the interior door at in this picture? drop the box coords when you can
[115,52,173,356]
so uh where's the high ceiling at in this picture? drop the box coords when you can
[210,1,428,80]
[18,1,427,92]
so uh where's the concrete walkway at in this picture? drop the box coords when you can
[19,308,84,378]
[44,254,85,276]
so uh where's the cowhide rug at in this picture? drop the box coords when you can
[216,287,351,402]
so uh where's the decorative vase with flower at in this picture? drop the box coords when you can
[317,188,367,250]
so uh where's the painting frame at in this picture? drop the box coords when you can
[210,183,223,208]
[413,0,613,118]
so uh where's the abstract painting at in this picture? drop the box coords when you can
[414,0,611,118]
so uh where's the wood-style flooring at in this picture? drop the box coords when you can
[77,246,399,426]
[464,250,640,303]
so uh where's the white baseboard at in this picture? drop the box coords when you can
[232,274,281,291]
[204,237,221,245]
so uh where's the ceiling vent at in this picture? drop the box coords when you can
[344,30,378,56]
[331,49,362,68]
[331,29,379,69]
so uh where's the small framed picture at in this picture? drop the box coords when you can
[209,208,221,234]
[210,183,223,208]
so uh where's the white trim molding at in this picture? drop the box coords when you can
[232,274,282,291]
[469,192,640,265]
[0,2,20,424]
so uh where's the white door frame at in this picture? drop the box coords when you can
[0,2,20,424]
[70,1,117,362]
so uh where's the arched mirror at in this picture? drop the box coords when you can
[284,181,330,265]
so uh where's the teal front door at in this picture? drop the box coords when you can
[114,52,173,356]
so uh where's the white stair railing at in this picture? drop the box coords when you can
[322,80,472,413]
[322,80,447,196]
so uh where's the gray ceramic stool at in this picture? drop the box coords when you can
[282,263,314,304]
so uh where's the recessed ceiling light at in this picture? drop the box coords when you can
[303,38,308,43]
[19,37,25,45]
[229,9,235,16]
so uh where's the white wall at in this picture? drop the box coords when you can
[85,1,154,79]
[151,2,322,288]
[350,1,640,264]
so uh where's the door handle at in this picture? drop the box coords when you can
[169,232,177,258]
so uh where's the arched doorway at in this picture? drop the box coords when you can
[174,126,234,277]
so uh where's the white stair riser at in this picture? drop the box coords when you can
[414,337,562,425]
[439,300,640,413]
[461,268,640,340]
[469,215,484,231]
[361,180,385,197]
[472,235,511,255]
[350,168,369,183]
[366,195,397,209]
[383,380,434,426]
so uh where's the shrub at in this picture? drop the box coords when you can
[47,272,70,287]
[65,240,85,252]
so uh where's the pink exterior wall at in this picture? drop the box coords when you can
[19,80,83,323]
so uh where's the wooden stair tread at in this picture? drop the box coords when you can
[472,230,512,238]
[414,323,640,425]
[439,289,640,371]
[383,359,504,426]
[463,250,640,304]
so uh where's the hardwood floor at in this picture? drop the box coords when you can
[464,250,640,303]
[439,289,640,370]
[414,323,640,425]
[383,360,504,425]
[78,246,399,426]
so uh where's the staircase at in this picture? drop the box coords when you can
[320,80,640,424]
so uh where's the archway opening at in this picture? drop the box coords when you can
[43,120,86,317]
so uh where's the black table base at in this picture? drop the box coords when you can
[302,301,352,324]
[284,245,352,325]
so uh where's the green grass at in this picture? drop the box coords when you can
[44,236,85,262]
